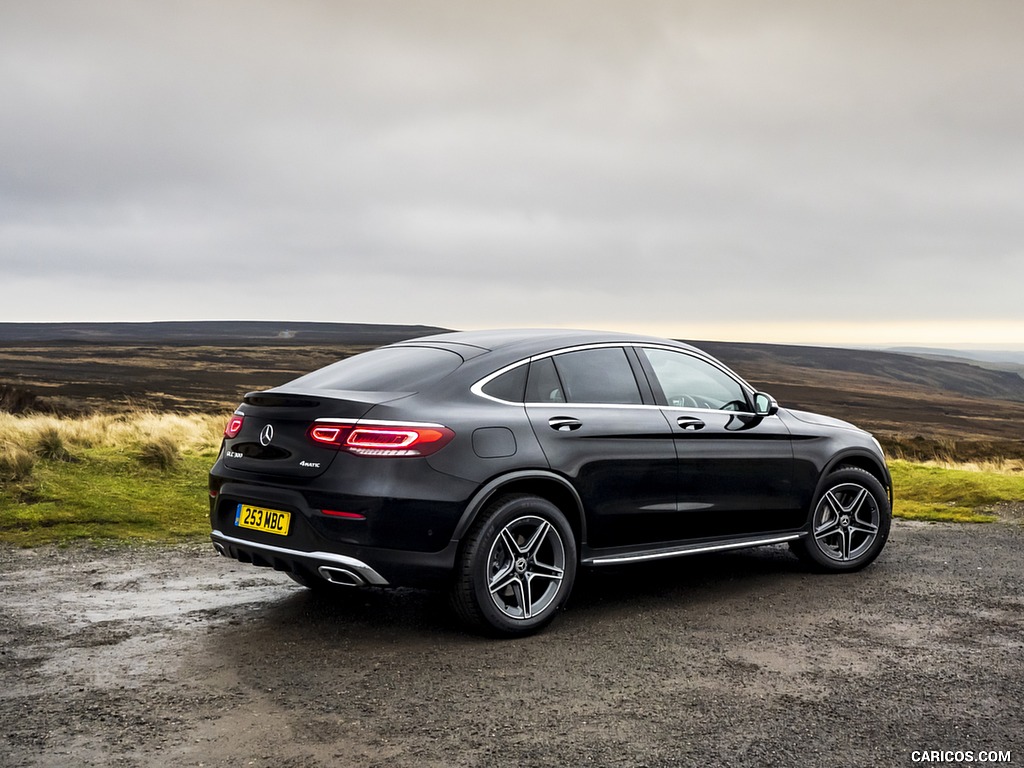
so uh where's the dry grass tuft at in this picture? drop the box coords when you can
[117,411,224,453]
[0,443,36,482]
[919,458,1024,475]
[34,426,74,462]
[881,434,1024,464]
[138,436,181,470]
[0,411,224,455]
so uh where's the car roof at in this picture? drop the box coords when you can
[393,328,701,358]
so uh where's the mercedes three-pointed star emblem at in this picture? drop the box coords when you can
[259,424,274,446]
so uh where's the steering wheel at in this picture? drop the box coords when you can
[671,394,699,408]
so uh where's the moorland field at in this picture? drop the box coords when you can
[2,321,1023,460]
[1,322,1023,545]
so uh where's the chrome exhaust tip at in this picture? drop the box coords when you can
[317,566,365,587]
[213,542,227,557]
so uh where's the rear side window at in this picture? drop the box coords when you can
[286,347,463,392]
[551,348,642,405]
[481,364,528,402]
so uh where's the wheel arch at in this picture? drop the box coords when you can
[817,449,893,509]
[452,470,587,548]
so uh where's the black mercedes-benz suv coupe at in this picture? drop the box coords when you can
[209,329,892,635]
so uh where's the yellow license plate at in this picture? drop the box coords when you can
[235,503,291,536]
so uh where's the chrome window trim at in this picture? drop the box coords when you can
[471,341,758,412]
[472,342,652,406]
[470,358,532,405]
[525,401,664,411]
[660,405,760,417]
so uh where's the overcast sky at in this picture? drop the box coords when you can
[2,1,1023,346]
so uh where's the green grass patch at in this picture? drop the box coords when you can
[0,445,217,546]
[3,449,1022,546]
[889,459,1023,523]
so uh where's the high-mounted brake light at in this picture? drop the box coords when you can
[224,415,244,438]
[307,422,454,457]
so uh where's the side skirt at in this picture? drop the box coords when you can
[581,532,805,566]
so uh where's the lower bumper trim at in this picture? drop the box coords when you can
[210,529,390,586]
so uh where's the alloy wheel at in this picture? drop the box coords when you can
[812,481,881,562]
[486,515,567,620]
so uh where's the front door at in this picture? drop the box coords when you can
[638,346,800,540]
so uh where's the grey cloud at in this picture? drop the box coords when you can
[1,1,1023,335]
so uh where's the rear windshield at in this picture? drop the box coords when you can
[286,347,463,392]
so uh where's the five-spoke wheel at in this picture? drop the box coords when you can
[452,494,577,636]
[486,515,567,620]
[812,482,881,562]
[791,467,891,572]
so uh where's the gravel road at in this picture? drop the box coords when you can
[2,521,1021,768]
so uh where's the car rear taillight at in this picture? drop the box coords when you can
[224,415,244,438]
[308,422,455,457]
[308,425,348,446]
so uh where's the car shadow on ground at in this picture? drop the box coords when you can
[205,543,810,646]
[569,544,806,611]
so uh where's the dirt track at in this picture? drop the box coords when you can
[2,521,1022,768]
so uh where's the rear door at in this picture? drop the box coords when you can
[524,346,678,548]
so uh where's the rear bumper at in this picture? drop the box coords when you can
[211,529,391,586]
[208,469,469,587]
[210,528,460,588]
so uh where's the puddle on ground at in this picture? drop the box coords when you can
[0,545,304,691]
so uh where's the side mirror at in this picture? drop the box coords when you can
[753,392,778,417]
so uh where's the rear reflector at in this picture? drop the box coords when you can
[224,415,244,438]
[321,509,366,520]
[308,422,454,457]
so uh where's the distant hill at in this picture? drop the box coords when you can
[887,346,1024,376]
[3,321,1022,404]
[888,346,1024,367]
[685,339,1024,457]
[0,321,446,345]
[2,322,1023,458]
[692,340,1024,404]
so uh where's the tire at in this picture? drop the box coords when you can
[450,494,577,637]
[790,466,891,572]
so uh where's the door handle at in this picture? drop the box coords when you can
[676,416,705,431]
[548,416,583,432]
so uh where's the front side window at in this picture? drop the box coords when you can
[550,347,642,405]
[642,348,748,410]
